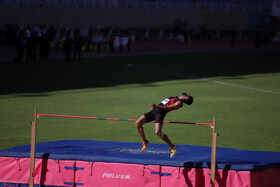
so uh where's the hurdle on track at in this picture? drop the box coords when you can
[29,107,218,187]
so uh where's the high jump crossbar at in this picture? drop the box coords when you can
[37,113,214,126]
[29,108,218,187]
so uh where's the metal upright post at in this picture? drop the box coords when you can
[210,117,218,187]
[29,107,37,187]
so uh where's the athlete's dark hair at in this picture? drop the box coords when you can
[185,96,193,105]
[182,93,193,105]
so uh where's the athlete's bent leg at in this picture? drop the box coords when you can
[135,115,148,144]
[155,123,174,149]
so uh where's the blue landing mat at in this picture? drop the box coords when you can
[0,140,280,171]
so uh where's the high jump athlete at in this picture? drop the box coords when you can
[135,93,193,158]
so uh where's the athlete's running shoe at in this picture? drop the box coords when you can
[141,140,149,152]
[170,145,177,158]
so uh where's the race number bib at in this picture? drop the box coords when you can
[161,98,170,105]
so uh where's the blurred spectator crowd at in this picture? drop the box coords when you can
[3,23,132,63]
[1,20,279,63]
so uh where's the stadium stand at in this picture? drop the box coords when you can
[0,0,273,12]
[104,0,114,8]
[0,0,276,43]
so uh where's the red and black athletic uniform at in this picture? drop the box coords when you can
[144,97,183,124]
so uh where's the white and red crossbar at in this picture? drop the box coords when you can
[37,113,213,126]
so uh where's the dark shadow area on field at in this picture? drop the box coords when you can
[223,77,246,80]
[18,93,50,97]
[0,51,280,95]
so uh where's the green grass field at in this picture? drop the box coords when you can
[0,51,280,152]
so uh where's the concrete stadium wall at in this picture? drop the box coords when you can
[0,6,249,29]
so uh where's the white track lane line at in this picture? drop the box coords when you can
[189,76,280,95]
[131,65,280,95]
